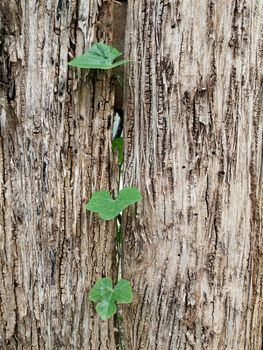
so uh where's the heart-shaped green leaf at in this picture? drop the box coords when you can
[85,187,142,220]
[112,279,133,304]
[95,300,117,321]
[68,42,128,69]
[89,278,133,320]
[89,277,113,302]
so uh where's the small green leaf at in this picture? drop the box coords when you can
[89,278,133,320]
[68,42,128,69]
[112,137,124,165]
[85,187,142,220]
[89,278,113,302]
[96,300,117,320]
[112,280,133,304]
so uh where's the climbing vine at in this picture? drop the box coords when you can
[68,42,141,345]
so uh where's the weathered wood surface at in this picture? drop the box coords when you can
[113,1,127,111]
[123,1,263,349]
[0,0,117,349]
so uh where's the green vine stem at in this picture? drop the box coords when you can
[68,42,142,349]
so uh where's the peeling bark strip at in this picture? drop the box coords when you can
[0,0,117,349]
[123,1,263,349]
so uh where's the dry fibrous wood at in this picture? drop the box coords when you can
[0,0,117,349]
[123,1,263,349]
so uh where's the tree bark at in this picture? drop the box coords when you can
[123,1,263,349]
[0,0,117,349]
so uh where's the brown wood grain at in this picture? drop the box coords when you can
[0,0,117,349]
[123,1,263,349]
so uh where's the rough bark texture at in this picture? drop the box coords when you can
[0,0,117,349]
[113,1,127,111]
[123,1,263,349]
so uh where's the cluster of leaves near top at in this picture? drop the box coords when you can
[68,42,128,69]
[68,42,141,321]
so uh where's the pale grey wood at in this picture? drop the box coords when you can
[0,0,117,349]
[123,1,263,349]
